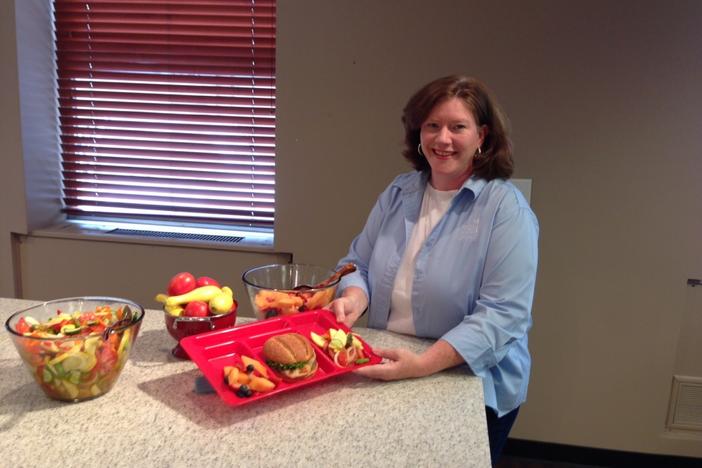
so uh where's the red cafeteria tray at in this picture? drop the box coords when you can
[180,309,382,406]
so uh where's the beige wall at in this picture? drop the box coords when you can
[2,0,701,458]
[0,0,27,297]
[14,235,291,319]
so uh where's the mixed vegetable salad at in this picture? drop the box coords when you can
[12,305,137,401]
[310,328,370,367]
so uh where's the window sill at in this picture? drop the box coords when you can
[28,221,277,254]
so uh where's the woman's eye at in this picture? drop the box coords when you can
[424,122,439,130]
[453,124,467,131]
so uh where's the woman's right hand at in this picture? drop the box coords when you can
[327,286,368,328]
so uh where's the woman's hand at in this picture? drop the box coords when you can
[354,347,424,380]
[327,286,367,328]
[355,340,466,381]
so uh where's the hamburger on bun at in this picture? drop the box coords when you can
[263,332,318,381]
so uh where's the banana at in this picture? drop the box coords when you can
[158,284,235,315]
[165,285,223,306]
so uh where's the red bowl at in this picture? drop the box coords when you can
[163,301,237,359]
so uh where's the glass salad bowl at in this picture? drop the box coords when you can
[5,297,144,402]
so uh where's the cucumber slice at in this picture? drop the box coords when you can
[62,380,79,399]
[84,336,100,355]
[25,316,40,327]
[68,370,81,385]
[45,362,57,377]
[62,324,84,335]
[61,352,97,373]
[48,343,82,366]
[42,367,53,383]
[118,329,131,356]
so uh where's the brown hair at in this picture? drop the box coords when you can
[401,75,513,180]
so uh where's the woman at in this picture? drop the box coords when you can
[328,75,539,464]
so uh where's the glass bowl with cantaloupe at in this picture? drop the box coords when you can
[242,263,357,320]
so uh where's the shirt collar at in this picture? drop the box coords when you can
[462,176,486,201]
[393,171,487,201]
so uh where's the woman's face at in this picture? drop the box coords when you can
[420,97,486,190]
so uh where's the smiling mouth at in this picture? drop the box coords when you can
[432,149,454,157]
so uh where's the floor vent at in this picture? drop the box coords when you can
[108,229,244,244]
[666,375,702,433]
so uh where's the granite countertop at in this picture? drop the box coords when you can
[0,298,490,467]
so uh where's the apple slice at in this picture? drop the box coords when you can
[352,335,363,349]
[310,331,328,349]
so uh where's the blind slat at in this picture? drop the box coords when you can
[64,182,275,199]
[60,145,276,163]
[56,62,276,78]
[62,206,275,225]
[54,0,277,229]
[60,138,275,155]
[55,0,275,8]
[62,165,275,185]
[55,52,276,69]
[58,91,275,109]
[56,47,276,63]
[63,193,275,213]
[55,33,276,48]
[62,177,275,194]
[56,69,276,88]
[58,101,275,121]
[55,8,275,21]
[60,116,274,134]
[60,126,275,140]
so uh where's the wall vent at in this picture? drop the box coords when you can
[108,229,244,244]
[666,375,702,433]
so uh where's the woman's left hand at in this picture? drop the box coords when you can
[354,347,425,381]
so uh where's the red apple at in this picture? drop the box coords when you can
[168,272,196,296]
[196,276,221,288]
[183,301,209,317]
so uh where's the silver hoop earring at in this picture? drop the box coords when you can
[478,147,482,155]
[418,143,424,156]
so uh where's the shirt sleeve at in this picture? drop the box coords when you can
[441,191,539,378]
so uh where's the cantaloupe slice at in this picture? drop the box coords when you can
[248,375,276,393]
[241,355,269,379]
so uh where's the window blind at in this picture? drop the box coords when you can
[53,0,276,229]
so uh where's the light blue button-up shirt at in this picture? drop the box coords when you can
[337,170,539,416]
